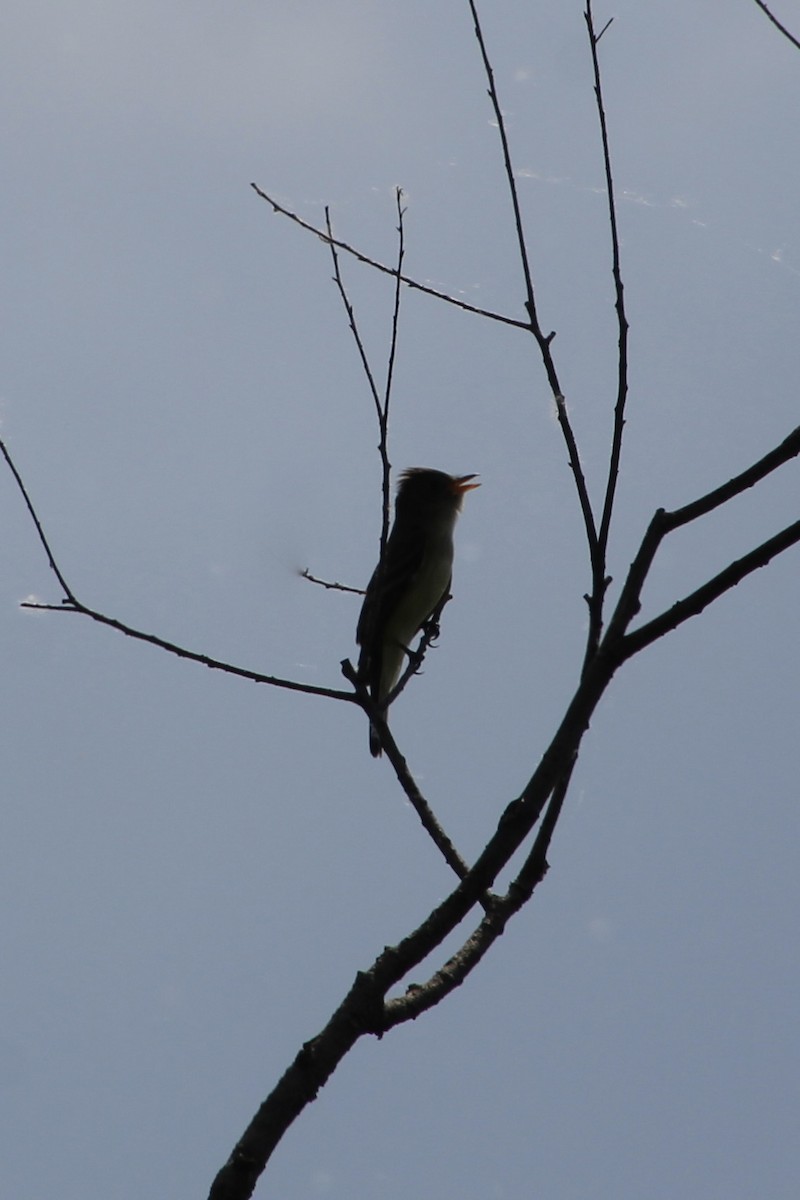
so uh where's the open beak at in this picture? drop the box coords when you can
[452,473,480,494]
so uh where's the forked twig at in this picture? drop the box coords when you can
[584,0,630,660]
[382,761,575,1027]
[621,518,800,658]
[605,422,800,646]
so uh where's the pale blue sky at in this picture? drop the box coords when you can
[2,3,799,1198]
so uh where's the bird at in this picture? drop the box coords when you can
[356,467,479,756]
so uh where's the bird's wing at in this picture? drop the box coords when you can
[356,527,429,693]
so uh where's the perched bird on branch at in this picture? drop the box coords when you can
[357,467,479,757]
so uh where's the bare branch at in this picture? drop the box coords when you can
[289,206,472,872]
[466,2,600,575]
[752,0,800,51]
[466,0,538,332]
[605,422,800,644]
[299,568,364,595]
[1,437,77,603]
[209,413,800,1193]
[342,656,487,896]
[208,430,800,1195]
[325,192,402,588]
[251,183,529,330]
[606,420,800,648]
[595,16,614,42]
[382,763,576,1028]
[6,9,797,1194]
[210,34,800,1191]
[620,518,800,659]
[208,970,380,1200]
[667,422,800,528]
[22,598,356,702]
[326,206,383,426]
[383,892,514,1025]
[199,6,800,1189]
[381,188,406,551]
[208,655,612,1200]
[1,437,355,704]
[584,0,631,661]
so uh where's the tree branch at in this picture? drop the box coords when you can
[1,436,78,602]
[208,642,622,1200]
[466,0,538,334]
[22,599,356,702]
[251,183,529,330]
[382,187,406,552]
[752,0,800,51]
[299,568,364,595]
[341,658,485,894]
[620,519,800,659]
[207,408,800,1196]
[326,206,384,426]
[584,0,630,662]
[1,437,355,704]
[605,423,800,644]
[466,1,600,584]
[326,191,402,649]
[666,422,800,528]
[383,762,575,1028]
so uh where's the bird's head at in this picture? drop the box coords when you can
[396,468,480,516]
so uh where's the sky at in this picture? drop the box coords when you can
[2,2,799,1197]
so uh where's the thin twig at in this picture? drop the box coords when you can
[605,422,800,645]
[325,200,398,565]
[341,658,491,901]
[376,190,407,556]
[584,0,630,664]
[667,422,800,528]
[326,207,383,425]
[299,569,364,595]
[752,0,800,51]
[380,188,406,554]
[466,0,538,328]
[466,1,600,571]
[620,519,800,659]
[251,183,529,330]
[1,437,356,704]
[22,599,356,701]
[1,437,77,602]
[595,16,614,43]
